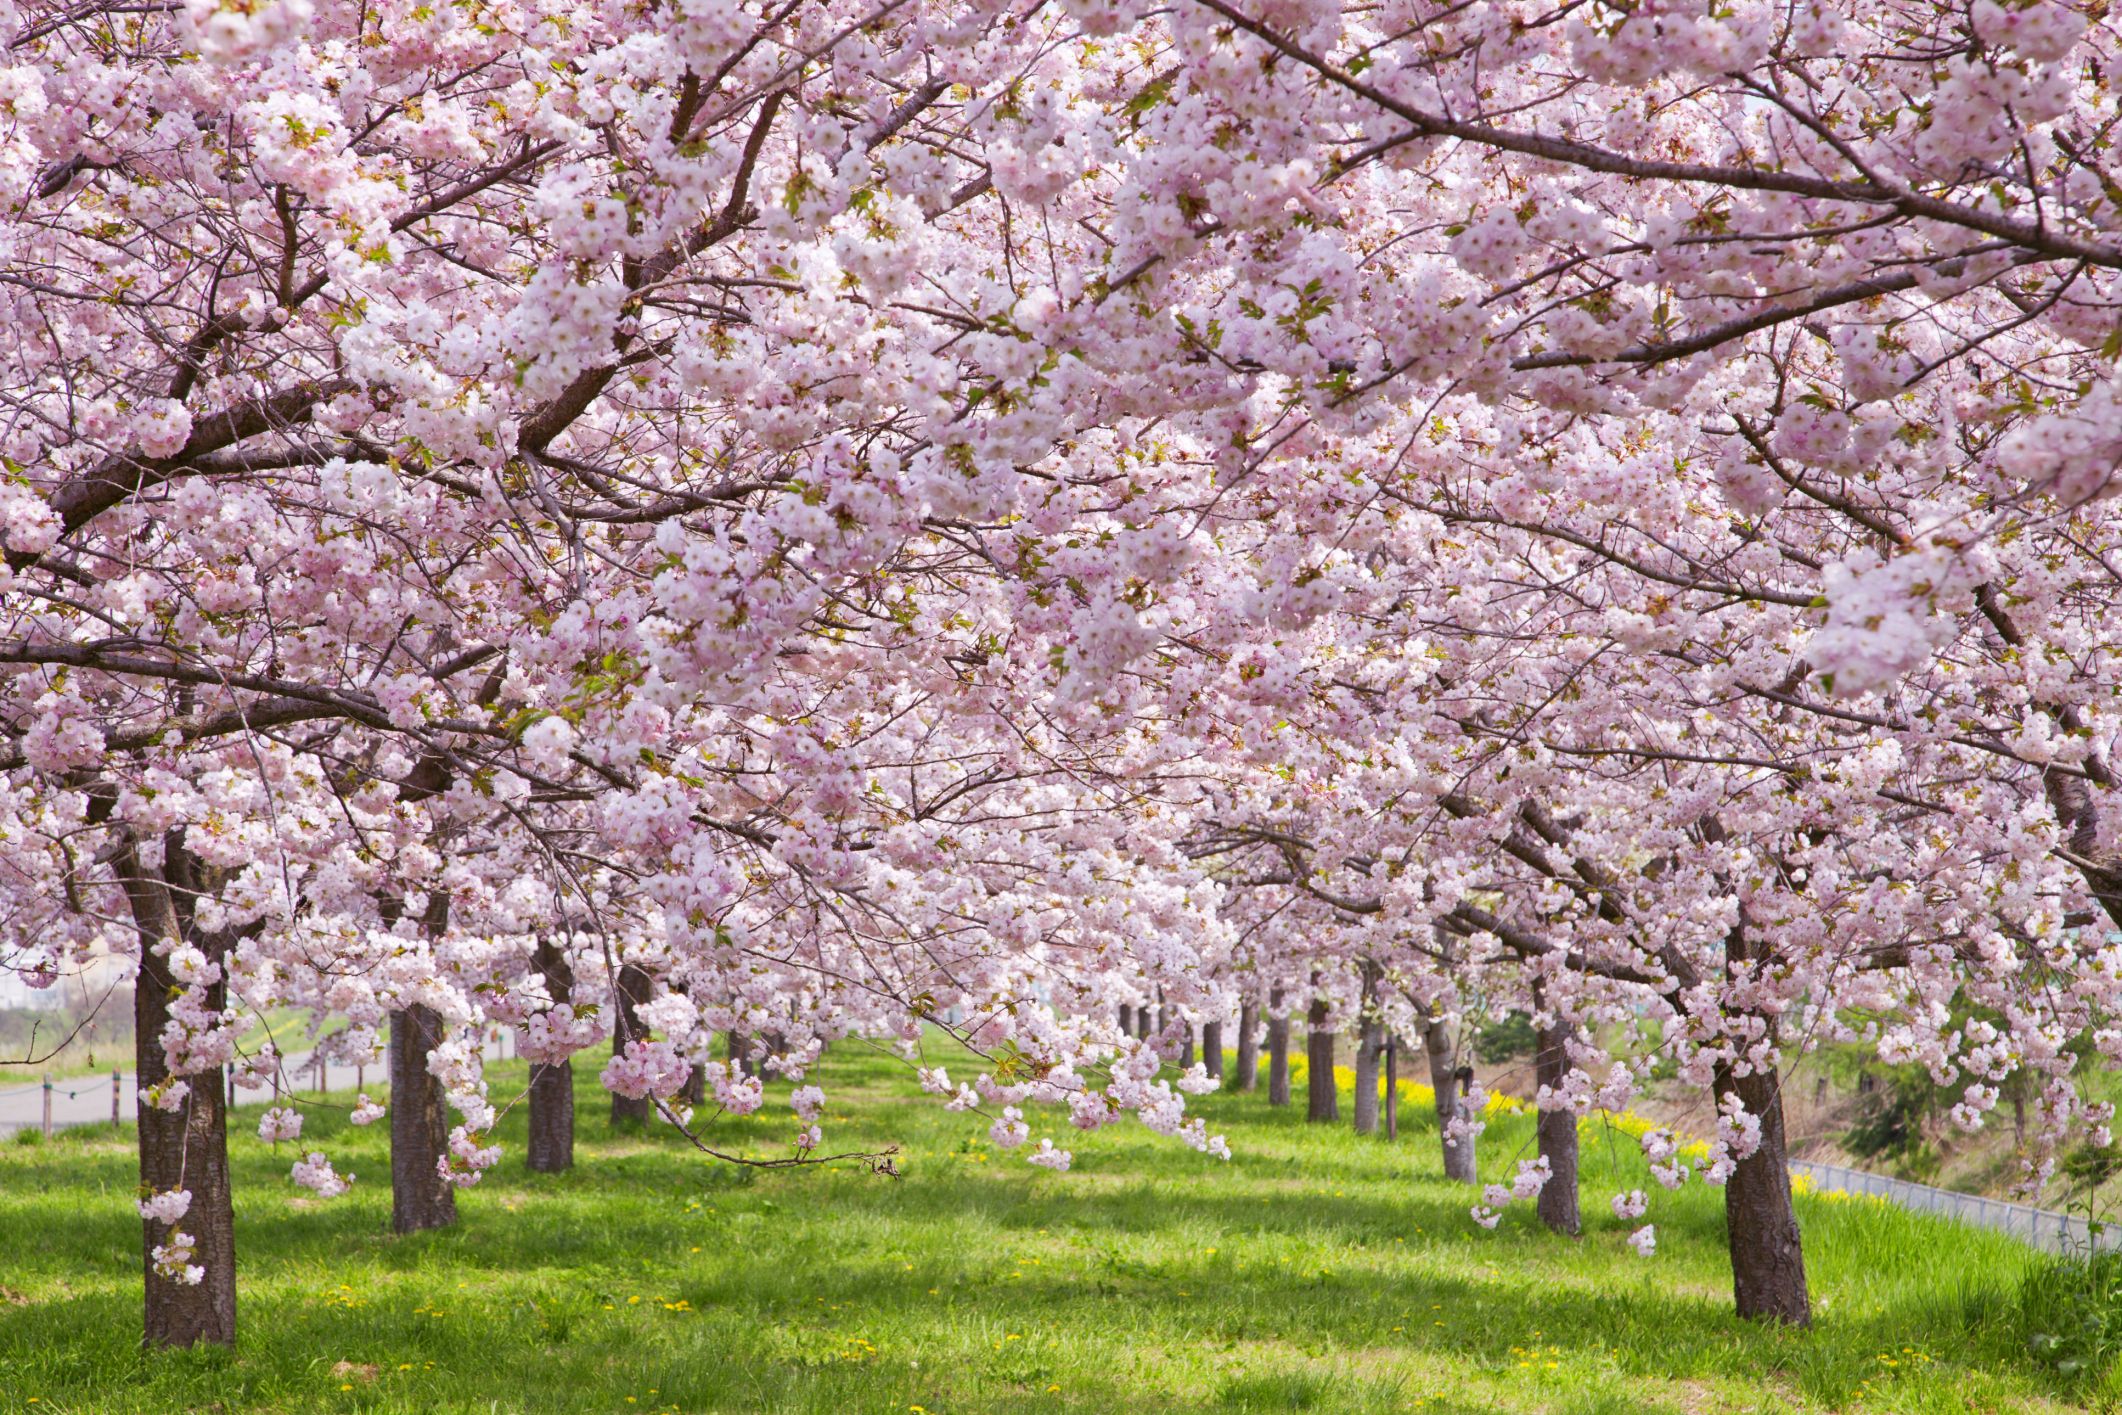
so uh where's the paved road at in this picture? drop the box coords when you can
[0,1032,513,1136]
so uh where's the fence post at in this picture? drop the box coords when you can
[112,1069,121,1127]
[42,1075,52,1138]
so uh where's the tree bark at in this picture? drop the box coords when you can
[1305,997,1339,1123]
[1714,919,1810,1324]
[1352,1018,1384,1135]
[1266,989,1291,1107]
[1533,1011,1580,1235]
[675,981,705,1106]
[1118,1003,1134,1037]
[1202,1019,1223,1081]
[1181,1021,1195,1069]
[1423,1010,1477,1183]
[1384,1034,1399,1140]
[528,1056,574,1172]
[1235,1001,1259,1092]
[526,938,575,1174]
[610,961,652,1127]
[119,835,237,1349]
[1717,1060,1810,1324]
[389,1002,458,1233]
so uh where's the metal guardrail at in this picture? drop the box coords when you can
[1793,1157,2116,1255]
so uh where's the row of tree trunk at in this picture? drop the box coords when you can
[1169,989,1803,1323]
[120,863,671,1347]
[131,929,1806,1352]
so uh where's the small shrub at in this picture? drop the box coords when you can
[1474,1012,1537,1064]
[1844,1066,1937,1175]
[2019,1250,2122,1387]
[2062,1142,2122,1192]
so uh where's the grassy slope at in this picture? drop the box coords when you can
[0,1042,2091,1415]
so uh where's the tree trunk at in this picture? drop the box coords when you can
[1305,998,1339,1123]
[119,836,237,1349]
[1384,1035,1399,1140]
[1202,1020,1223,1081]
[610,961,652,1128]
[389,1003,458,1233]
[675,982,705,1107]
[528,1056,574,1173]
[1267,990,1291,1107]
[1533,1012,1580,1236]
[1718,1061,1810,1324]
[1715,919,1809,1324]
[1181,1021,1195,1069]
[1423,1010,1476,1183]
[1352,1018,1383,1135]
[1235,1001,1259,1092]
[1118,1003,1134,1037]
[527,939,575,1174]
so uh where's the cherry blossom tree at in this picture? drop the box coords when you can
[5,0,2121,1349]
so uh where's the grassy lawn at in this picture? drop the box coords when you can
[0,1040,2094,1414]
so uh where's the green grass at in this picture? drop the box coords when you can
[0,1043,2096,1414]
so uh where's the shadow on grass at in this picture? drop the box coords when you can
[0,1050,2068,1414]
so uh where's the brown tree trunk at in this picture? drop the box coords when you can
[1235,1001,1259,1092]
[389,1002,458,1233]
[610,961,652,1128]
[1718,1061,1810,1324]
[1181,1021,1195,1069]
[1533,1011,1580,1236]
[1267,989,1291,1107]
[1118,1003,1134,1037]
[528,1056,574,1172]
[1352,1017,1383,1135]
[1202,1020,1224,1081]
[674,981,705,1107]
[1715,920,1809,1324]
[1305,997,1339,1123]
[119,836,237,1349]
[1423,1010,1476,1183]
[1384,1035,1399,1140]
[527,938,575,1174]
